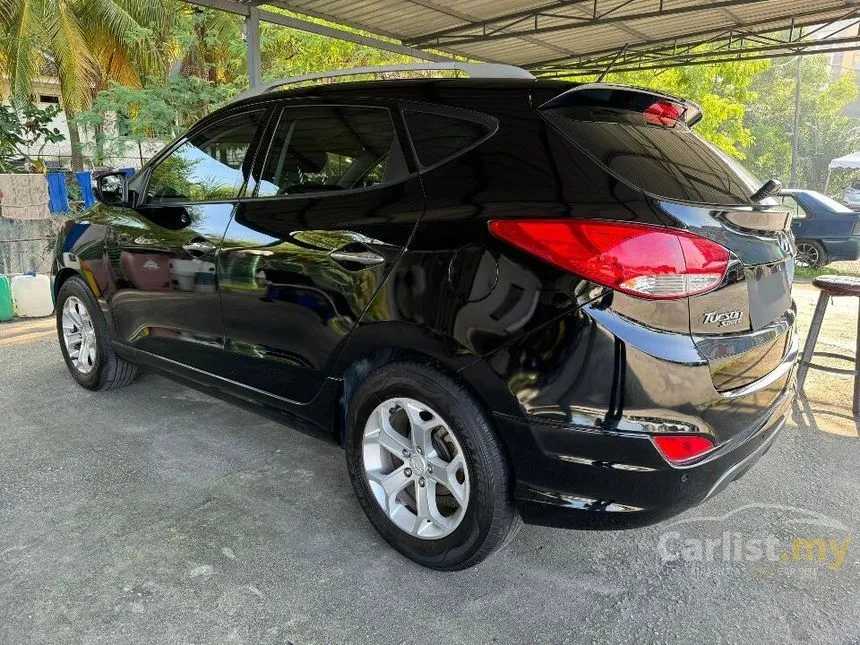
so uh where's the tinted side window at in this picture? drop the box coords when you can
[256,106,406,197]
[146,110,266,203]
[403,110,489,167]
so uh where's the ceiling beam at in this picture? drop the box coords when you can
[183,0,451,61]
[524,4,860,68]
[575,20,860,66]
[536,33,860,75]
[409,0,603,44]
[541,42,860,76]
[401,0,580,58]
[409,0,767,46]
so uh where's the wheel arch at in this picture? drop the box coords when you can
[53,267,83,299]
[53,268,120,337]
[329,322,526,449]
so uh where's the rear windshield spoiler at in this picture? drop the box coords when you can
[540,83,703,128]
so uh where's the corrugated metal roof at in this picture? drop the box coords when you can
[257,0,859,70]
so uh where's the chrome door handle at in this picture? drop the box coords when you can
[330,249,385,268]
[182,240,215,256]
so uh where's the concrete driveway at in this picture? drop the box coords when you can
[0,287,858,645]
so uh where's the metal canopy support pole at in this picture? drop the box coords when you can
[247,5,262,88]
[790,47,802,187]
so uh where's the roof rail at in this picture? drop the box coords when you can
[231,62,536,103]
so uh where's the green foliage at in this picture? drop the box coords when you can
[603,57,770,160]
[259,11,415,81]
[167,5,247,85]
[0,103,65,172]
[0,0,171,170]
[795,264,854,279]
[160,4,418,90]
[743,55,860,191]
[6,0,860,189]
[590,52,860,193]
[0,0,170,110]
[76,77,233,165]
[143,146,201,198]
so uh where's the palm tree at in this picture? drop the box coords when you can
[0,0,169,170]
[173,6,245,86]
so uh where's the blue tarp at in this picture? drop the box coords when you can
[75,171,95,208]
[61,221,91,252]
[46,173,69,213]
[120,168,136,179]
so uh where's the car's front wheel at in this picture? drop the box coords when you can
[345,361,520,570]
[56,276,137,391]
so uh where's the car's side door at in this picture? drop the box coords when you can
[217,101,424,404]
[107,108,271,371]
[785,194,818,239]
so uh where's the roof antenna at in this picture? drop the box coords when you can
[597,43,629,83]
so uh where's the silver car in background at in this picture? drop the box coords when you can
[841,179,860,210]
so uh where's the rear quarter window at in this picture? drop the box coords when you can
[403,109,492,168]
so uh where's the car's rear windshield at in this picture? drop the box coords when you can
[541,107,761,206]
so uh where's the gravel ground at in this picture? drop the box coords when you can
[825,260,860,275]
[0,311,858,645]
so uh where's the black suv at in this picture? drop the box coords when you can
[53,71,797,570]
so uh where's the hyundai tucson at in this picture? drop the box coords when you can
[53,71,797,570]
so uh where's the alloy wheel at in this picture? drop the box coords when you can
[62,296,97,375]
[795,242,821,268]
[362,397,470,539]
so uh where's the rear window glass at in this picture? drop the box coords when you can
[403,110,489,167]
[808,191,854,213]
[542,108,760,206]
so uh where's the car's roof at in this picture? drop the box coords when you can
[229,77,574,110]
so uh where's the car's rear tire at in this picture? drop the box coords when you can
[345,361,520,570]
[796,240,827,268]
[56,276,137,391]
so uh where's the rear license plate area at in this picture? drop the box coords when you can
[746,262,791,330]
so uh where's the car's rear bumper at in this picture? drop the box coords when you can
[821,237,860,261]
[497,338,797,530]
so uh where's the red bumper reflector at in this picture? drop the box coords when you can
[652,434,715,464]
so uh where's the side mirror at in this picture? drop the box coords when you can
[93,171,130,207]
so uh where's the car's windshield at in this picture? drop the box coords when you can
[807,191,854,213]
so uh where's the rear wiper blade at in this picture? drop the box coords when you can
[750,178,782,202]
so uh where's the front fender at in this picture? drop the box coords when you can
[52,218,116,333]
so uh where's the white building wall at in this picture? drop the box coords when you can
[4,76,166,171]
